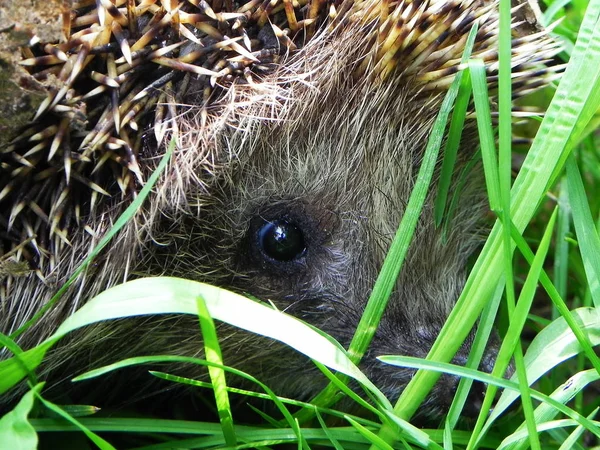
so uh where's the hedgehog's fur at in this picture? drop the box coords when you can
[1,0,558,418]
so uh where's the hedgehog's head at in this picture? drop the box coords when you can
[136,7,541,418]
[140,83,498,418]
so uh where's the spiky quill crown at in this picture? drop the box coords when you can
[0,0,558,279]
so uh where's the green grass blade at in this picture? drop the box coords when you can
[508,222,600,374]
[444,279,504,432]
[345,417,394,450]
[30,418,375,448]
[380,411,444,450]
[35,393,115,450]
[77,354,302,435]
[498,0,512,201]
[315,410,344,450]
[468,210,557,449]
[196,295,236,446]
[312,362,388,420]
[378,355,600,437]
[499,370,600,449]
[482,307,600,433]
[469,59,501,212]
[0,383,42,450]
[494,420,584,450]
[149,370,380,428]
[558,408,600,450]
[547,2,600,184]
[442,150,481,242]
[553,179,572,318]
[0,343,53,396]
[347,22,480,365]
[434,60,473,226]
[566,155,600,308]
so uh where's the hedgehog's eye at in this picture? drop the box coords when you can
[258,220,306,261]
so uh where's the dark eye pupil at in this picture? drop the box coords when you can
[258,220,306,261]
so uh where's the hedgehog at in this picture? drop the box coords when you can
[0,0,559,420]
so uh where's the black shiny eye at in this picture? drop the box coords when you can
[258,220,306,261]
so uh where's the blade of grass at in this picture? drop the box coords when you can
[196,295,236,446]
[312,362,390,421]
[566,155,600,308]
[467,210,557,449]
[77,354,300,435]
[508,222,600,375]
[149,371,380,428]
[345,417,394,450]
[553,179,571,320]
[316,410,344,450]
[558,408,600,450]
[0,383,42,450]
[381,411,444,450]
[29,415,495,448]
[499,370,600,449]
[469,59,501,212]
[547,5,600,186]
[434,59,473,226]
[444,279,504,433]
[347,22,479,369]
[483,307,600,432]
[31,419,375,449]
[495,419,587,450]
[495,0,541,445]
[442,149,481,243]
[35,392,115,450]
[378,356,600,437]
[469,55,535,447]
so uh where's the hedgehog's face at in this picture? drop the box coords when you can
[215,196,498,419]
[144,80,500,419]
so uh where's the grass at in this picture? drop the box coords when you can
[2,0,600,448]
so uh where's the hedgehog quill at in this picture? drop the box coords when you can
[1,0,558,420]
